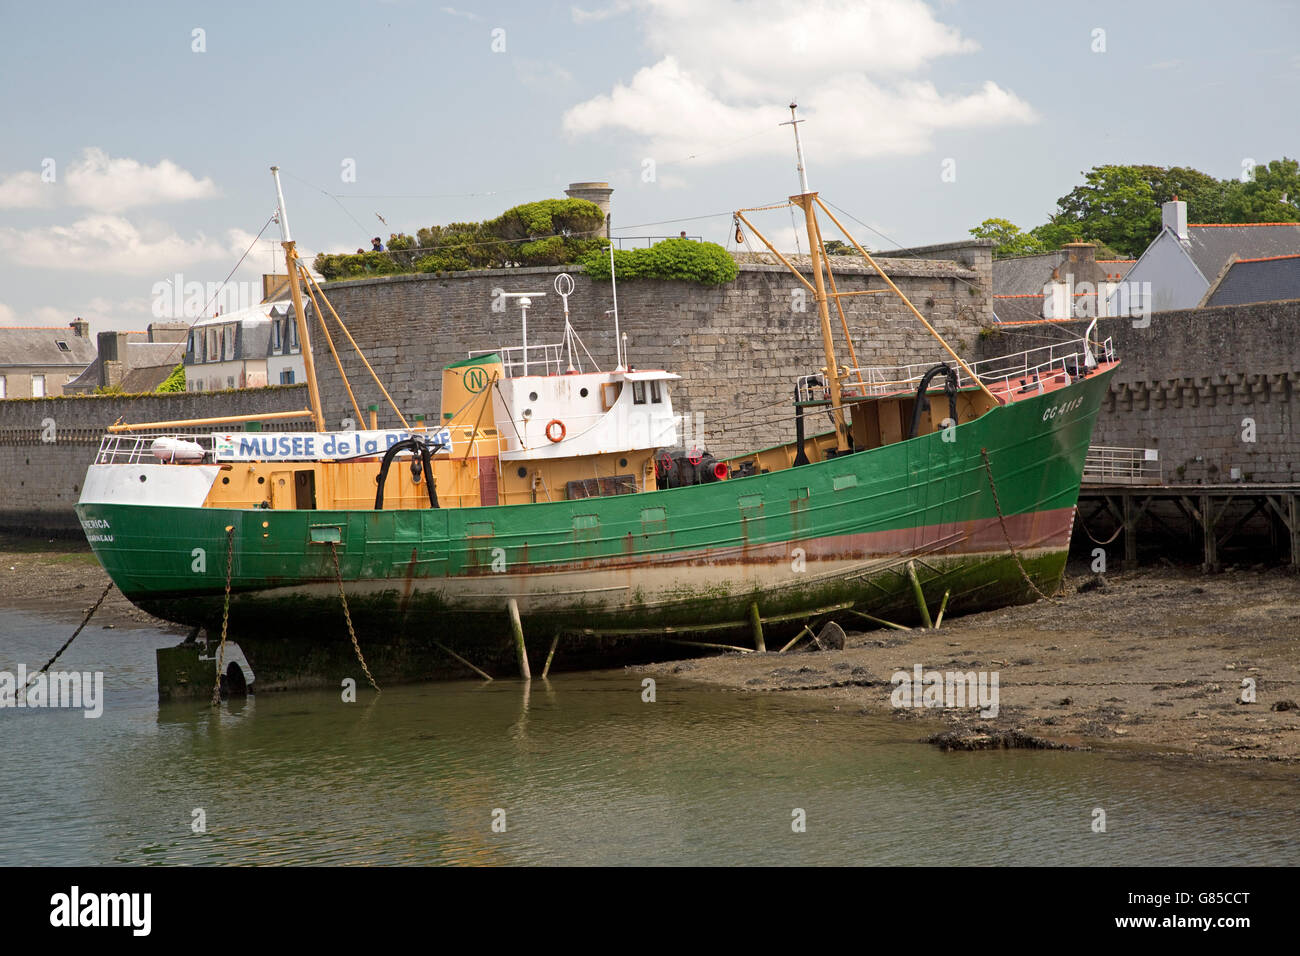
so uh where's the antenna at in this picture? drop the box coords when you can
[779,102,810,195]
[498,291,547,376]
[609,242,624,371]
[270,165,292,242]
[554,272,577,372]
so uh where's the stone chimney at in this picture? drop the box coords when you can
[96,330,131,388]
[1059,242,1108,285]
[1162,198,1188,241]
[146,322,190,343]
[564,181,613,237]
[69,317,89,338]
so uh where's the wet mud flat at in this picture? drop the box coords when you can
[637,566,1300,771]
[6,535,1298,769]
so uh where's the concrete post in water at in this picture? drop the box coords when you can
[906,560,933,629]
[508,598,531,680]
[541,633,559,679]
[749,601,766,652]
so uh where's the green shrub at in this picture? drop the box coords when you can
[155,363,186,393]
[579,238,738,285]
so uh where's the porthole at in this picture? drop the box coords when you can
[257,476,265,485]
[580,387,589,398]
[139,474,147,483]
[517,467,527,478]
[523,408,533,419]
[222,476,230,484]
[529,391,538,402]
[619,458,628,468]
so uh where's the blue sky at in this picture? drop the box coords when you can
[1,0,1297,333]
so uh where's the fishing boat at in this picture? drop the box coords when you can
[75,112,1117,696]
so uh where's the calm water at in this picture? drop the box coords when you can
[1,608,1297,866]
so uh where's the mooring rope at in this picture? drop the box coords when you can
[211,527,234,706]
[23,580,114,694]
[329,541,380,693]
[1078,515,1125,546]
[980,447,1061,604]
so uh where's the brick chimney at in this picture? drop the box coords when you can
[69,317,89,338]
[1162,198,1188,241]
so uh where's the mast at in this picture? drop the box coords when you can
[783,104,850,454]
[271,166,327,432]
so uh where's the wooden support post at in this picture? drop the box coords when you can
[906,560,933,628]
[845,609,910,631]
[665,639,754,654]
[1123,493,1138,568]
[749,601,766,652]
[432,641,493,682]
[779,625,814,654]
[1201,493,1217,573]
[934,589,951,629]
[541,633,559,680]
[507,598,530,680]
[1291,494,1300,569]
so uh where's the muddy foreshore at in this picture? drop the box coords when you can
[638,564,1300,773]
[5,534,1298,772]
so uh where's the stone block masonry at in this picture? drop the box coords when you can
[310,246,994,459]
[975,300,1300,483]
[0,386,307,533]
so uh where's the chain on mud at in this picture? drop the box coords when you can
[980,447,1062,605]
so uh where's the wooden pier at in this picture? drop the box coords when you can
[1077,482,1300,572]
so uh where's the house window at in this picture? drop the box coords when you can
[632,380,646,404]
[0,375,6,398]
[650,380,662,403]
[32,374,46,397]
[280,369,295,385]
[206,329,219,363]
[288,320,299,352]
[223,326,236,361]
[227,376,236,389]
[272,321,282,353]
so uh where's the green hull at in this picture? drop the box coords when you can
[77,369,1114,689]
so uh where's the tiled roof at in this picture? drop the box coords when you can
[0,327,97,367]
[1205,254,1300,306]
[991,294,1046,323]
[1184,223,1300,283]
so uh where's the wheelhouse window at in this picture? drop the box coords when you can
[650,380,662,403]
[632,380,646,404]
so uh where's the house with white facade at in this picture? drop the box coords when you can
[184,301,305,392]
[1108,200,1300,315]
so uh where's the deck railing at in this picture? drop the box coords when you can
[94,433,218,465]
[1083,446,1162,485]
[798,335,1115,403]
[469,342,566,378]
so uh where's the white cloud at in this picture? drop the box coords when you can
[564,0,1034,165]
[0,215,241,276]
[0,170,52,209]
[64,148,217,212]
[0,302,17,324]
[571,1,634,22]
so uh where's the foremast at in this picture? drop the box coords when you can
[271,166,327,433]
[735,103,998,455]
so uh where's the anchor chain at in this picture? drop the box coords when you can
[329,541,380,693]
[211,526,234,706]
[24,580,114,694]
[980,447,1061,604]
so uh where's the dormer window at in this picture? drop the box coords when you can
[273,321,282,353]
[56,340,71,352]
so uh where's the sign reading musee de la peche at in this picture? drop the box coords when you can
[214,428,452,462]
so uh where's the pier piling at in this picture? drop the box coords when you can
[749,602,766,652]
